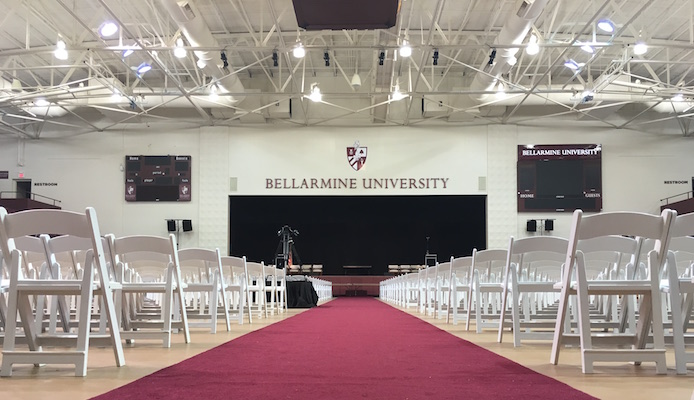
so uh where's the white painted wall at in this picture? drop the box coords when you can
[1,122,693,256]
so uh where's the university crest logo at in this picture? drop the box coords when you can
[346,141,367,171]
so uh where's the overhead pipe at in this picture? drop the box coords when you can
[158,0,245,103]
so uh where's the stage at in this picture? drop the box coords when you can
[320,275,386,297]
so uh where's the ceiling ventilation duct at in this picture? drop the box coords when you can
[159,0,245,103]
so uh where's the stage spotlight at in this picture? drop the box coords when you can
[432,49,439,66]
[378,50,385,66]
[488,48,497,65]
[220,51,228,69]
[324,51,330,67]
[272,51,278,67]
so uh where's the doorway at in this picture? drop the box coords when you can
[14,179,31,199]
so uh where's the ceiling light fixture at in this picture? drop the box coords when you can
[399,40,412,58]
[54,39,68,60]
[174,38,187,58]
[209,85,219,101]
[122,45,139,58]
[293,43,305,58]
[672,93,684,102]
[495,81,506,98]
[35,98,50,107]
[351,73,361,89]
[136,62,151,75]
[99,21,118,37]
[563,59,581,70]
[580,43,594,53]
[308,83,322,102]
[526,34,539,55]
[391,82,406,101]
[597,18,615,33]
[633,42,648,55]
[197,59,207,69]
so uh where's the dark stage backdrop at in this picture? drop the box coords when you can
[228,195,487,275]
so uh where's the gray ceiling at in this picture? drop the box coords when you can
[0,0,693,138]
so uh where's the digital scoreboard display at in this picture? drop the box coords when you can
[517,144,601,212]
[125,155,191,202]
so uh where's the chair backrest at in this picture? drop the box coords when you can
[450,255,473,284]
[565,209,675,281]
[220,255,248,283]
[111,235,180,283]
[246,261,265,283]
[577,235,641,280]
[472,248,508,283]
[506,236,569,281]
[0,207,111,287]
[178,247,223,283]
[665,213,694,278]
[12,235,47,278]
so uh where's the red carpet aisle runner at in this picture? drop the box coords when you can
[92,297,595,400]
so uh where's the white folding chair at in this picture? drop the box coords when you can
[178,247,231,333]
[246,261,267,318]
[498,236,569,347]
[660,212,694,374]
[550,209,675,374]
[111,234,190,347]
[0,207,124,377]
[274,267,287,312]
[448,255,473,325]
[466,249,508,332]
[220,255,252,324]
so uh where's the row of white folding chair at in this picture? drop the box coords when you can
[0,207,124,377]
[307,276,332,301]
[381,273,410,305]
[550,209,675,374]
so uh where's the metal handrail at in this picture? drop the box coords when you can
[0,191,62,207]
[660,191,693,205]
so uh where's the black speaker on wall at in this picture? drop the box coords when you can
[544,219,554,231]
[167,219,177,232]
[526,219,537,232]
[182,219,193,232]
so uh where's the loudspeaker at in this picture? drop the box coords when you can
[167,219,177,232]
[526,219,537,232]
[182,219,193,232]
[544,219,554,231]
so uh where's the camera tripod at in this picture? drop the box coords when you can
[274,225,301,269]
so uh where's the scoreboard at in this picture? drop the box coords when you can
[125,155,191,202]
